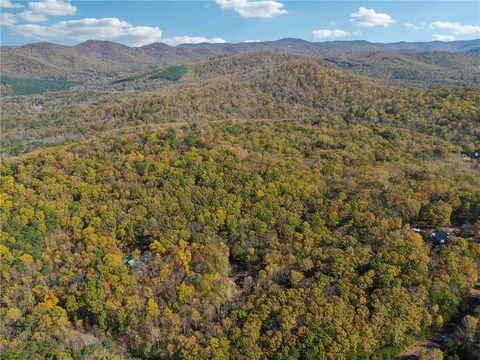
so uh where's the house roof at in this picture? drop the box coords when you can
[431,229,448,243]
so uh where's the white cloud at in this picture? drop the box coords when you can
[163,36,226,46]
[244,39,261,42]
[430,21,480,35]
[0,12,18,26]
[28,0,76,16]
[19,10,49,22]
[350,7,395,27]
[432,34,456,42]
[12,18,163,46]
[0,0,23,8]
[216,0,287,18]
[1,0,77,26]
[312,29,351,39]
[404,22,426,30]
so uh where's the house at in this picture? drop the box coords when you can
[124,255,137,266]
[463,151,479,160]
[33,100,44,110]
[431,229,448,245]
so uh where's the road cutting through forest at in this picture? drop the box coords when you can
[396,283,480,359]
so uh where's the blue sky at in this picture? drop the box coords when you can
[1,1,479,46]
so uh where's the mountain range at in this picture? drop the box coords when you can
[2,38,479,86]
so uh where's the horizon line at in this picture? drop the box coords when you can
[2,37,479,48]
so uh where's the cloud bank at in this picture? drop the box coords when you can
[12,17,163,46]
[1,0,226,47]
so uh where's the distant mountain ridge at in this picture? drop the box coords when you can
[177,38,480,53]
[1,38,479,85]
[0,40,198,81]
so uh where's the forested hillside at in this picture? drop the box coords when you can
[2,54,479,156]
[323,51,480,87]
[0,40,196,81]
[1,51,479,360]
[2,119,479,359]
[1,39,479,86]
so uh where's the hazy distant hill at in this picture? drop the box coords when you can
[323,51,480,87]
[178,38,480,55]
[1,38,479,86]
[0,40,196,81]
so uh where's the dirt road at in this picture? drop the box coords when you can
[396,283,480,359]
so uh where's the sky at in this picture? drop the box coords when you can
[1,0,479,47]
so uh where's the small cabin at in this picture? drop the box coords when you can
[431,229,448,246]
[33,100,44,110]
[463,151,479,160]
[124,255,137,266]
